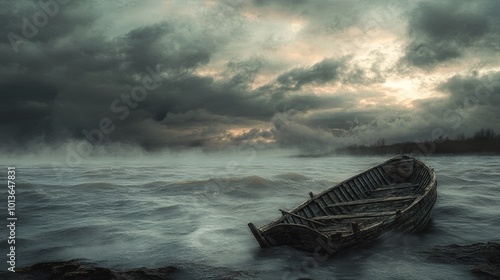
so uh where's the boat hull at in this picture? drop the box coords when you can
[249,156,438,253]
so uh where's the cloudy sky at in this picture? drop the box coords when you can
[1,0,500,154]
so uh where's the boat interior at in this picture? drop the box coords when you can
[276,157,434,236]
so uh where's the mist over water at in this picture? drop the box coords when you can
[1,153,499,279]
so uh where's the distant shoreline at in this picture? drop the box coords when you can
[336,139,500,156]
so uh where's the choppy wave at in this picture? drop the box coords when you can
[5,155,500,279]
[72,182,120,189]
[274,172,311,181]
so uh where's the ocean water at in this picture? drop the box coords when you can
[1,153,499,279]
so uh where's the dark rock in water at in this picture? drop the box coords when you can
[2,259,179,280]
[424,242,500,279]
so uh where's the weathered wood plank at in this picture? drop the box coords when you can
[308,203,321,216]
[290,215,301,224]
[372,172,384,188]
[321,193,333,204]
[410,165,423,183]
[345,182,360,200]
[359,175,374,190]
[314,197,330,215]
[326,195,418,208]
[415,172,431,193]
[353,177,367,193]
[376,167,392,184]
[280,209,326,226]
[371,169,385,186]
[361,173,379,189]
[312,211,397,221]
[317,224,350,232]
[352,178,367,197]
[300,207,312,218]
[334,188,348,202]
[367,171,382,187]
[323,192,342,214]
[326,191,344,214]
[370,183,419,192]
[351,180,364,198]
[327,190,341,203]
[248,223,270,248]
[338,184,353,201]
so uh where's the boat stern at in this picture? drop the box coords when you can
[248,223,270,248]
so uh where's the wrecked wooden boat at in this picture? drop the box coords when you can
[248,155,437,253]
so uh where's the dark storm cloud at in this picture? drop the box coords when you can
[404,0,499,68]
[0,1,94,46]
[1,0,499,154]
[148,71,354,130]
[224,58,263,89]
[122,22,215,72]
[266,57,381,96]
[0,1,363,150]
[437,71,500,127]
[275,58,346,90]
[268,104,420,155]
[0,2,225,148]
[0,76,58,144]
[406,71,500,138]
[269,70,500,154]
[438,72,500,104]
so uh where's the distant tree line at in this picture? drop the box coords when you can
[471,128,498,140]
[338,128,500,155]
